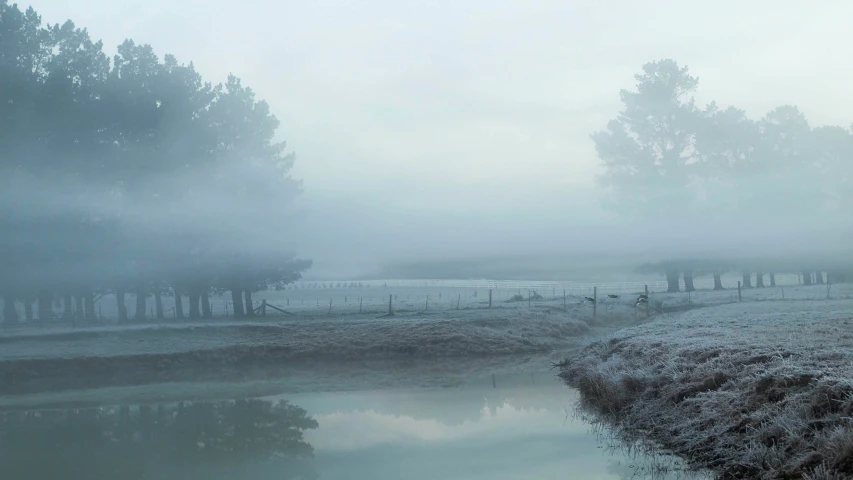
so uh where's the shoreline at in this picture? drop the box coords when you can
[558,297,853,479]
[1,299,642,396]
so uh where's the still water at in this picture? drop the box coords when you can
[1,372,706,479]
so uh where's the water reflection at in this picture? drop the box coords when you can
[278,375,706,480]
[1,375,711,479]
[0,399,318,479]
[588,413,711,480]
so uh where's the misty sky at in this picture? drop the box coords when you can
[29,0,853,277]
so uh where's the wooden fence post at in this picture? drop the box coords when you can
[593,286,597,320]
[457,293,461,310]
[388,294,393,316]
[645,284,649,319]
[488,289,492,308]
[425,296,429,312]
[737,281,742,302]
[328,298,333,314]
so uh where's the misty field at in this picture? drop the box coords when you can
[1,280,848,402]
[0,272,812,326]
[559,293,853,479]
[2,281,643,324]
[0,299,600,399]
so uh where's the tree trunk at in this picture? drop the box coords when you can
[802,271,813,286]
[84,291,96,321]
[742,271,753,289]
[713,273,724,290]
[63,294,73,320]
[116,287,128,322]
[23,298,33,322]
[244,290,255,316]
[665,270,680,293]
[201,293,212,318]
[769,273,776,287]
[154,291,164,320]
[174,289,185,320]
[2,295,16,323]
[38,293,53,320]
[75,296,85,321]
[683,271,695,292]
[755,272,765,288]
[135,287,146,321]
[231,289,245,317]
[188,292,200,319]
[815,271,825,285]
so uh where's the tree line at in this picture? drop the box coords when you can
[595,59,852,288]
[637,258,843,293]
[0,2,310,323]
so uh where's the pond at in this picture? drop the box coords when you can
[1,372,708,479]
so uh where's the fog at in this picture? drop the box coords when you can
[5,5,853,478]
[5,0,853,289]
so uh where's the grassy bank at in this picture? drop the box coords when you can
[558,299,853,479]
[1,306,596,395]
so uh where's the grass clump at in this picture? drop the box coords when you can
[558,299,853,479]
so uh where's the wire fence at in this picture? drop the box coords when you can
[0,272,819,330]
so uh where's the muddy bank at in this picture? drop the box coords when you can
[558,299,853,479]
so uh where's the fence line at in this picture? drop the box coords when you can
[0,273,838,329]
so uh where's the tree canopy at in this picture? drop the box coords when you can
[595,59,853,285]
[595,59,853,220]
[0,1,310,322]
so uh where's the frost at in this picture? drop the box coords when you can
[559,288,853,479]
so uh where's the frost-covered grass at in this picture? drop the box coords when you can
[0,305,600,395]
[649,282,853,311]
[558,296,853,479]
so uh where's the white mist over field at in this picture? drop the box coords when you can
[15,0,853,281]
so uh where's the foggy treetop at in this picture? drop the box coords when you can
[0,1,310,321]
[593,59,852,265]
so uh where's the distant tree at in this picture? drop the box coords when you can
[637,257,742,293]
[694,104,757,215]
[753,106,813,219]
[593,59,702,217]
[810,125,853,212]
[637,260,682,292]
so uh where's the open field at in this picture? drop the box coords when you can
[559,288,853,479]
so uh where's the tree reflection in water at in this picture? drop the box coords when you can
[0,399,318,479]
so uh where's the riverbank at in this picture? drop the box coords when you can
[558,298,853,479]
[1,305,609,396]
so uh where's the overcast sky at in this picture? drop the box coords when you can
[29,0,853,277]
